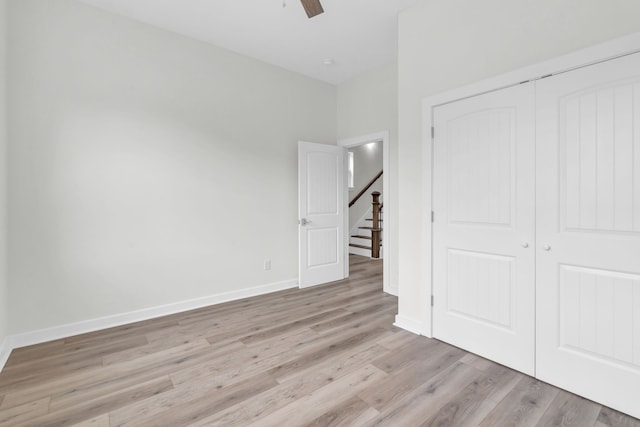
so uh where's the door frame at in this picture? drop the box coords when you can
[338,130,393,295]
[415,32,640,338]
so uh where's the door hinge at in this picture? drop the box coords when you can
[431,295,434,307]
[431,211,435,223]
[431,126,435,139]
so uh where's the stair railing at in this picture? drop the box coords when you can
[371,191,382,259]
[349,170,383,207]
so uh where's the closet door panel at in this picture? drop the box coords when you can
[536,52,640,419]
[433,83,536,375]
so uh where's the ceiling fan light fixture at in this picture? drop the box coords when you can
[300,0,324,18]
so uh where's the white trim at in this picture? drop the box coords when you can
[393,314,425,336]
[339,130,394,295]
[0,278,297,372]
[421,109,434,339]
[421,32,640,338]
[338,131,389,149]
[0,337,11,371]
[424,33,640,110]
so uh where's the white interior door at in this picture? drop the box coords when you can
[432,83,536,375]
[298,141,347,288]
[536,52,640,419]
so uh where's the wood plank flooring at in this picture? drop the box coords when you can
[0,255,638,426]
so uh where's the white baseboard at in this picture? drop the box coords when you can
[0,337,11,371]
[393,314,426,336]
[384,286,398,297]
[0,278,297,372]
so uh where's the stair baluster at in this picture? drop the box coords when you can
[371,191,381,259]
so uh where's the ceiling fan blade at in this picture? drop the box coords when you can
[300,0,324,18]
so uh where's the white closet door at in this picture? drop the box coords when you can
[433,83,536,375]
[536,52,640,419]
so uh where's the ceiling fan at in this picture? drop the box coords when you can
[300,0,324,18]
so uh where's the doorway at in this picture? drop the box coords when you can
[338,131,392,295]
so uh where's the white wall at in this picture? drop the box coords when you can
[396,0,640,330]
[7,0,336,335]
[337,60,398,290]
[337,61,397,141]
[349,141,383,201]
[0,0,7,347]
[348,141,382,230]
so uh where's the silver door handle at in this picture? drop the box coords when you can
[299,218,311,226]
[521,242,529,248]
[543,245,551,251]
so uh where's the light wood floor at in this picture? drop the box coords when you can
[0,255,639,427]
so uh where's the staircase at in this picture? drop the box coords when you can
[349,191,383,258]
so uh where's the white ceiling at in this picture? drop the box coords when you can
[78,0,419,85]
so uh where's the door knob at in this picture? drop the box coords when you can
[299,218,311,226]
[521,242,529,248]
[543,245,551,251]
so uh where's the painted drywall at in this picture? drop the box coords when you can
[0,0,7,346]
[7,0,336,334]
[337,60,398,291]
[396,0,640,329]
[348,141,383,230]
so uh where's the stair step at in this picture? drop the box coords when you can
[365,218,383,221]
[358,226,383,231]
[349,243,372,250]
[350,234,383,241]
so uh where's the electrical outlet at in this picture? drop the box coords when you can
[264,259,271,271]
